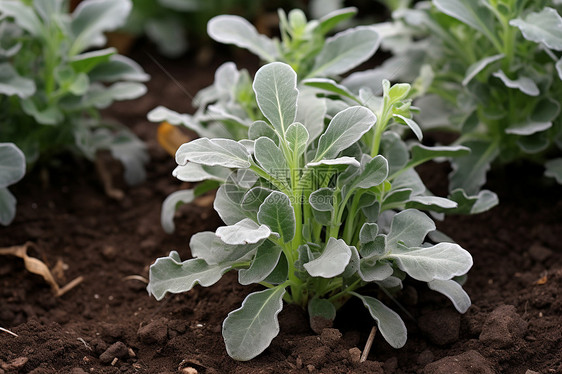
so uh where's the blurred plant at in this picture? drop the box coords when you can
[0,0,149,185]
[353,0,562,192]
[0,143,25,226]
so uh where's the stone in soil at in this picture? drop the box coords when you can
[479,304,528,349]
[418,309,461,345]
[99,341,129,364]
[528,243,552,262]
[424,350,495,374]
[138,317,169,344]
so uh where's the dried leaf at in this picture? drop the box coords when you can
[158,121,191,157]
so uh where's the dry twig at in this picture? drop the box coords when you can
[0,326,18,337]
[360,326,377,363]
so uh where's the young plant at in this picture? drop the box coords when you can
[148,62,476,361]
[0,0,149,184]
[0,143,25,226]
[149,7,382,232]
[355,0,562,192]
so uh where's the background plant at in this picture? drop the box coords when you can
[148,7,383,233]
[353,0,562,193]
[148,62,478,361]
[0,0,149,185]
[0,143,25,226]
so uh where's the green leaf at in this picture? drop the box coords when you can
[447,188,498,214]
[0,187,17,226]
[314,106,376,160]
[393,115,423,141]
[359,259,393,281]
[223,286,286,361]
[310,27,381,77]
[404,144,470,171]
[492,70,539,96]
[351,293,407,348]
[0,63,36,98]
[386,242,473,282]
[318,7,357,34]
[0,1,41,36]
[207,15,278,62]
[254,137,289,182]
[82,82,147,109]
[147,251,231,300]
[216,218,273,245]
[308,297,337,334]
[0,143,26,188]
[355,155,389,189]
[190,231,260,265]
[303,78,362,103]
[449,140,499,195]
[304,238,352,278]
[286,123,309,160]
[433,0,497,45]
[238,241,284,285]
[176,138,251,169]
[160,189,195,234]
[253,62,298,138]
[545,158,562,184]
[309,188,335,212]
[34,0,64,22]
[428,279,471,313]
[70,0,132,54]
[556,58,562,80]
[89,55,149,82]
[462,54,504,86]
[257,191,296,243]
[21,99,63,125]
[69,48,116,74]
[387,209,435,250]
[510,7,562,51]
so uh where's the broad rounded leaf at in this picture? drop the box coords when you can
[0,63,36,98]
[355,155,389,189]
[176,138,251,168]
[545,158,562,184]
[208,15,278,62]
[0,188,17,226]
[223,287,286,361]
[0,143,26,188]
[190,231,260,265]
[387,243,473,282]
[304,238,352,278]
[238,241,284,285]
[352,293,407,348]
[216,218,273,245]
[315,106,376,160]
[387,209,436,250]
[310,27,381,77]
[510,8,562,51]
[257,191,296,243]
[147,251,230,300]
[253,62,298,137]
[254,137,289,180]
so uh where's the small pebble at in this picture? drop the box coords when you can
[348,347,361,364]
[99,342,129,365]
[529,243,552,262]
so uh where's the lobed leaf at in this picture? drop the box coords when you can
[510,7,562,51]
[216,218,273,245]
[222,287,286,361]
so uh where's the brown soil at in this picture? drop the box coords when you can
[1,48,561,374]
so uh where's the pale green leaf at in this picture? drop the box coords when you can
[386,242,473,282]
[238,241,284,285]
[176,138,251,168]
[214,184,247,225]
[304,238,352,278]
[303,78,362,103]
[462,54,504,86]
[0,1,41,36]
[393,115,423,141]
[249,120,278,143]
[0,143,26,188]
[172,163,230,183]
[359,223,379,244]
[308,297,337,334]
[351,293,407,348]
[492,70,540,96]
[216,218,273,245]
[359,260,393,281]
[404,144,470,171]
[160,189,194,234]
[309,188,335,212]
[70,0,132,54]
[286,123,309,160]
[428,279,471,313]
[253,62,298,138]
[307,157,360,168]
[545,158,562,183]
[254,137,289,181]
[190,231,260,265]
[207,15,278,62]
[318,7,357,34]
[406,196,458,211]
[449,140,499,195]
[510,7,562,51]
[433,0,496,43]
[0,63,35,98]
[296,87,327,145]
[314,106,376,160]
[355,155,388,189]
[147,106,213,137]
[257,191,295,243]
[310,27,381,77]
[387,209,435,250]
[0,187,17,226]
[89,55,149,82]
[147,251,231,300]
[223,287,286,361]
[447,188,498,214]
[69,48,116,74]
